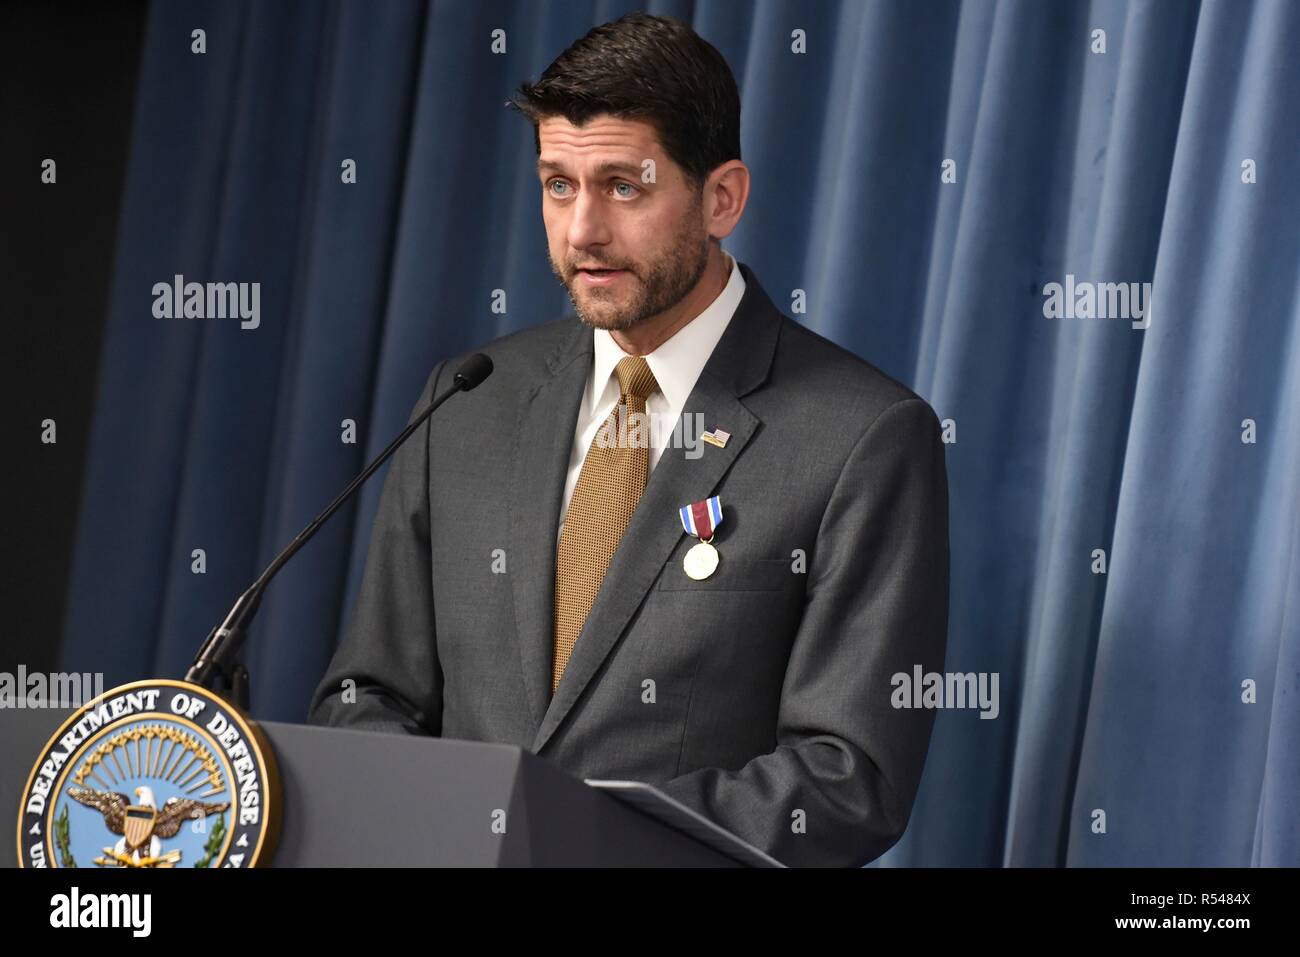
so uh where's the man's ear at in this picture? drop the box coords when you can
[704,160,750,241]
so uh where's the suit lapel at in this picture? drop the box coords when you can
[508,320,593,732]
[525,261,784,755]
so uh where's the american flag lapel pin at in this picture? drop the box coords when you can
[701,427,731,449]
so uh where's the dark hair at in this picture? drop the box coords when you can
[508,12,741,192]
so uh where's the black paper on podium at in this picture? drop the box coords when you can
[585,779,785,868]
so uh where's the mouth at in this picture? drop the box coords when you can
[575,267,628,287]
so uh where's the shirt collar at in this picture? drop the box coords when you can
[589,250,747,415]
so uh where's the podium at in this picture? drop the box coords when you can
[2,705,780,867]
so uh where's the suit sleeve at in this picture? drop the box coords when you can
[307,361,447,736]
[659,397,950,867]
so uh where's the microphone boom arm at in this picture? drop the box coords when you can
[184,354,493,704]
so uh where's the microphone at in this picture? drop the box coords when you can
[184,353,494,706]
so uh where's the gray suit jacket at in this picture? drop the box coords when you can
[308,261,949,867]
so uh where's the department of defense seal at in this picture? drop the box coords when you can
[17,679,280,868]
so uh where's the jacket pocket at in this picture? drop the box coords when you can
[657,556,794,592]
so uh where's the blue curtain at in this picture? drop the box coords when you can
[62,0,1299,866]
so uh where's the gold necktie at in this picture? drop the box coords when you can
[552,355,660,694]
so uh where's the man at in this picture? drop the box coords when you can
[309,12,949,868]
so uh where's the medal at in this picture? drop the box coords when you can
[683,539,719,580]
[679,496,723,580]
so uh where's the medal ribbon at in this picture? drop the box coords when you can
[679,496,723,540]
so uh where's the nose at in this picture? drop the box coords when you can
[566,187,612,253]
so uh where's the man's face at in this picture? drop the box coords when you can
[537,114,710,332]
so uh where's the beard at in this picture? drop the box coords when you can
[549,209,710,333]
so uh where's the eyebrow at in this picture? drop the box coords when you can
[536,159,645,179]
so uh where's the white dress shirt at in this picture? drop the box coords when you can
[557,250,746,539]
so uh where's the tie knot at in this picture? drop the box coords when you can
[614,356,659,401]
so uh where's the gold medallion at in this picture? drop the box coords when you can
[683,538,719,580]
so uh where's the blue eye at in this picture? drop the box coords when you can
[614,182,637,198]
[548,180,569,197]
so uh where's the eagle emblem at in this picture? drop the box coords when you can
[68,785,230,867]
[19,681,279,869]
